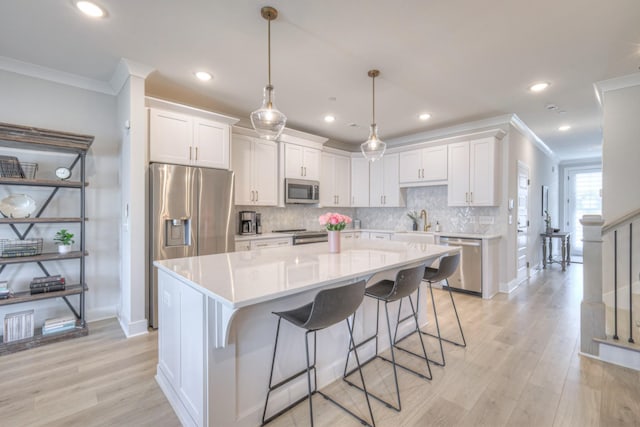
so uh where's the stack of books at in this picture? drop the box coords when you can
[30,275,66,295]
[3,309,34,343]
[0,280,10,299]
[42,316,77,335]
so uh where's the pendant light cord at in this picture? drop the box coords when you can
[371,74,376,126]
[267,17,272,87]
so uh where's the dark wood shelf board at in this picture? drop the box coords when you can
[0,122,93,153]
[0,325,88,355]
[0,251,88,265]
[0,217,86,224]
[0,284,87,306]
[0,177,87,188]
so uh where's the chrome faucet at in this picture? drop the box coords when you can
[420,209,431,232]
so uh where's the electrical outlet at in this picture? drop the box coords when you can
[479,216,495,225]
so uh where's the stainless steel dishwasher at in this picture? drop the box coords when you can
[439,236,482,296]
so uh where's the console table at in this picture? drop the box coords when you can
[540,231,571,271]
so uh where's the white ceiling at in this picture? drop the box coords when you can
[1,0,639,161]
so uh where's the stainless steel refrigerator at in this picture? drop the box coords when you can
[149,163,235,328]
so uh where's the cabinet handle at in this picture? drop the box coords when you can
[465,192,468,202]
[256,191,259,202]
[189,146,193,160]
[304,166,307,176]
[383,195,387,205]
[337,195,339,204]
[256,242,268,247]
[418,169,421,179]
[250,190,255,201]
[470,192,473,203]
[277,241,289,245]
[352,196,354,205]
[422,168,425,179]
[380,195,383,204]
[195,146,199,160]
[301,166,304,176]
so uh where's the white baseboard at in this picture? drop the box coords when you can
[156,367,197,427]
[499,278,520,294]
[86,306,117,323]
[117,314,149,338]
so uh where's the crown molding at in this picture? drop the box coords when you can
[110,58,155,94]
[509,113,555,160]
[0,55,114,95]
[594,72,640,106]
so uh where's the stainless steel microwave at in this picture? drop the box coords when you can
[285,178,320,204]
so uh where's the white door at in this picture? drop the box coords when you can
[320,153,336,206]
[231,135,254,205]
[351,157,370,207]
[334,155,351,206]
[447,142,470,206]
[565,167,602,255]
[193,118,229,169]
[516,161,529,283]
[253,139,278,206]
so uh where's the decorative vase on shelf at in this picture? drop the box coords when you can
[546,226,553,234]
[58,245,71,254]
[328,230,341,253]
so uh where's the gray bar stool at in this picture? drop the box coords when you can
[261,280,375,427]
[343,264,431,412]
[394,253,466,367]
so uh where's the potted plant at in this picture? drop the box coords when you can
[54,229,75,254]
[318,212,352,253]
[407,211,419,231]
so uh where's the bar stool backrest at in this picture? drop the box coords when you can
[425,253,460,282]
[302,280,366,331]
[387,264,427,302]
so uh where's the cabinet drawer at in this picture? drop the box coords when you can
[369,232,391,240]
[250,238,292,250]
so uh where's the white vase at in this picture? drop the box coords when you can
[58,245,72,254]
[328,230,341,253]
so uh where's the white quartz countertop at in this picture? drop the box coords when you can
[154,240,455,310]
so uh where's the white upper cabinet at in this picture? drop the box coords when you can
[399,145,447,185]
[447,137,500,206]
[320,152,350,207]
[232,133,278,206]
[147,98,238,169]
[351,156,370,207]
[284,144,321,181]
[369,153,405,207]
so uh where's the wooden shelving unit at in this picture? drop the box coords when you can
[0,122,93,354]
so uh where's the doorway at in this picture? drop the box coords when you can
[564,166,602,256]
[516,161,530,283]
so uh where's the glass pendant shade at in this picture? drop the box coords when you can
[360,124,386,162]
[250,85,286,140]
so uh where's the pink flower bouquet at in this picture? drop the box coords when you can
[318,212,352,231]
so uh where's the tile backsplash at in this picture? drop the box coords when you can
[236,185,503,235]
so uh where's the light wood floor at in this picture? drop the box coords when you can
[1,265,639,426]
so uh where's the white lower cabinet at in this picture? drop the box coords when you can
[369,232,392,240]
[342,231,370,240]
[250,237,292,250]
[158,272,205,426]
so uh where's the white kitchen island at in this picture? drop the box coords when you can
[153,239,455,427]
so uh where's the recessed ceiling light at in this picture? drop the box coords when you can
[558,125,571,131]
[529,82,550,92]
[324,115,336,123]
[418,113,431,121]
[194,71,212,81]
[75,1,106,18]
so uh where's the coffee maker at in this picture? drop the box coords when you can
[239,211,256,235]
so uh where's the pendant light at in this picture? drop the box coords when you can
[360,69,386,162]
[250,6,287,140]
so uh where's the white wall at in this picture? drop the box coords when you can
[505,125,559,281]
[0,69,120,326]
[602,83,640,222]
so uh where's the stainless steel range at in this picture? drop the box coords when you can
[273,229,328,245]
